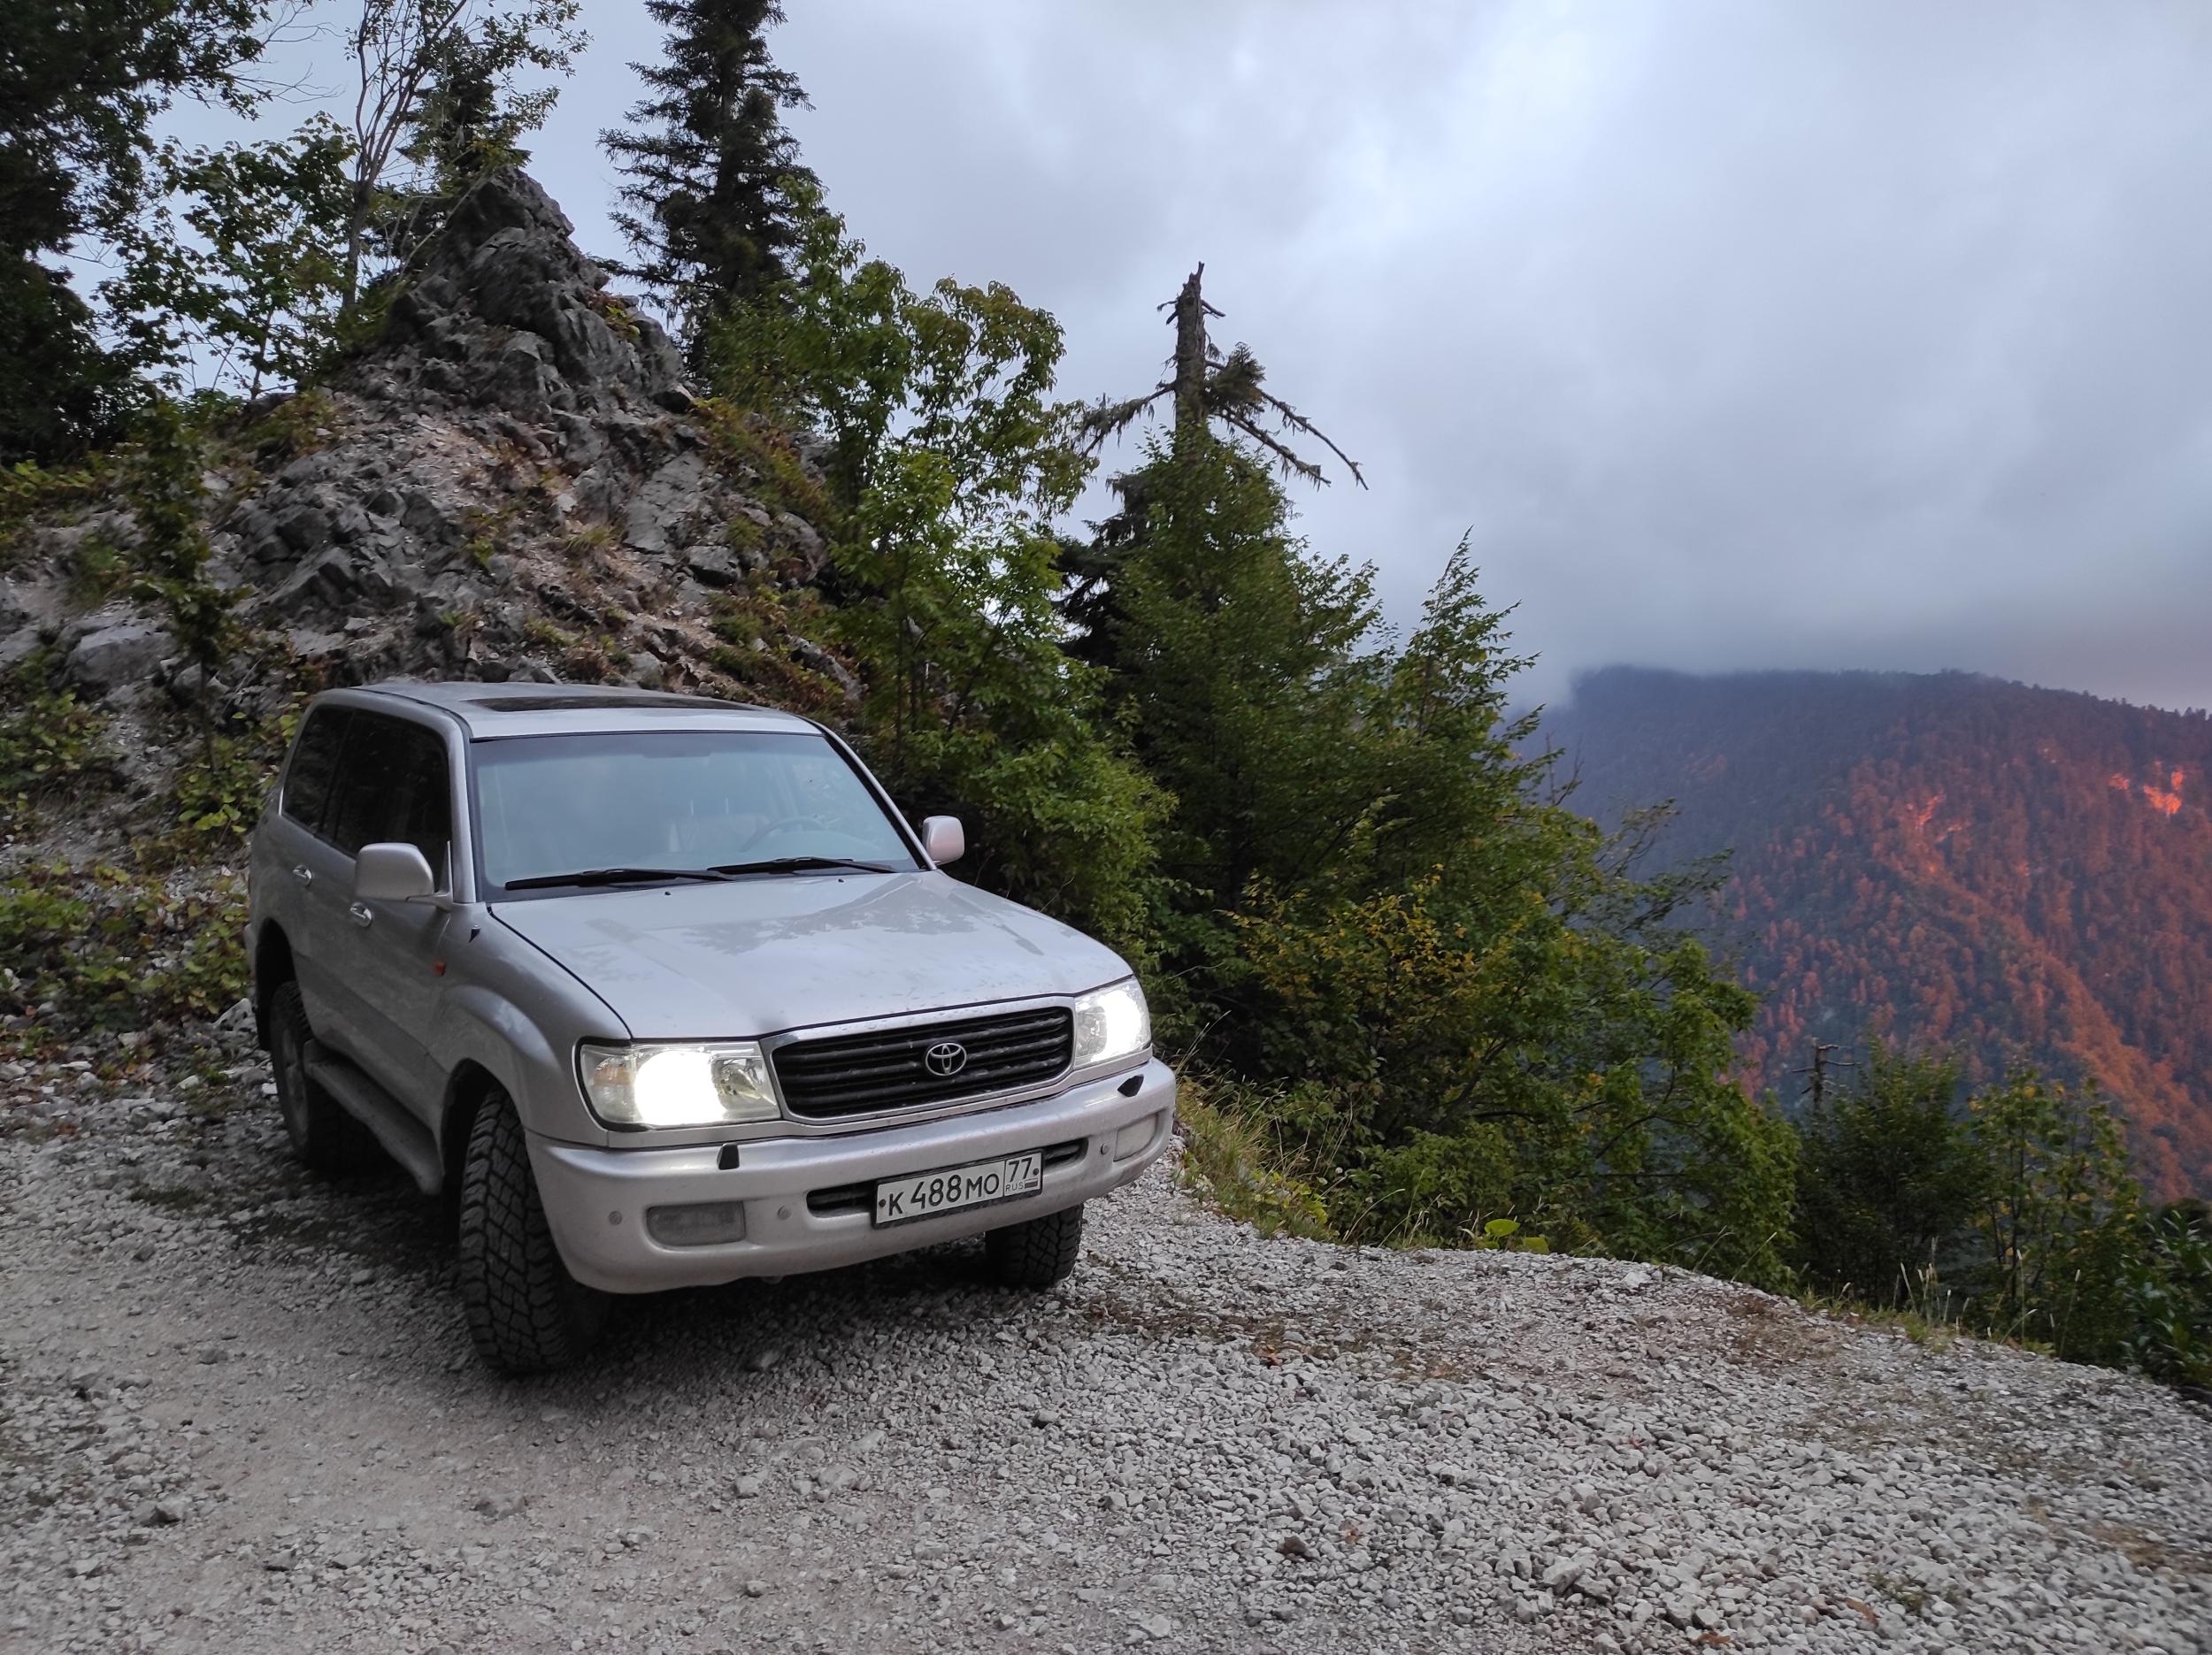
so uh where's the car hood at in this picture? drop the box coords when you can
[489,871,1131,1038]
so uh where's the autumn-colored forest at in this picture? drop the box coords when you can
[1547,667,2212,1200]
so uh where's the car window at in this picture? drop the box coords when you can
[281,708,351,834]
[325,712,454,880]
[473,729,919,890]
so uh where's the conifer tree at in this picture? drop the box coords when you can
[600,0,816,370]
[1062,265,1363,672]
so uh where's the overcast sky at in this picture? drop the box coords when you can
[185,0,2212,713]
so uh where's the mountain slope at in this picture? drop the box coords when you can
[1544,667,2212,1200]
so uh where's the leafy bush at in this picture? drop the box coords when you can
[1174,1078,1337,1242]
[163,723,288,859]
[708,209,1162,954]
[1790,1043,2210,1381]
[1793,1046,1985,1307]
[2120,1202,2212,1388]
[1961,1068,2143,1362]
[0,862,247,1035]
[0,665,111,820]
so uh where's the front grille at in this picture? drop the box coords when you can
[773,1007,1073,1120]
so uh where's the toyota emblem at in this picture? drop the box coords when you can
[925,1040,968,1077]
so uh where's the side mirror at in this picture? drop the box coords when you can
[355,841,438,903]
[919,816,964,866]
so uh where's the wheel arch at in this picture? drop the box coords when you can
[440,1060,506,1196]
[251,921,296,1050]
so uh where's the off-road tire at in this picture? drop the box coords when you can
[457,1091,608,1375]
[267,981,367,1174]
[984,1202,1086,1289]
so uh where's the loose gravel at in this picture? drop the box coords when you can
[2,1031,2208,1654]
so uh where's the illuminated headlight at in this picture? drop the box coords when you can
[1071,978,1150,1069]
[578,1041,780,1129]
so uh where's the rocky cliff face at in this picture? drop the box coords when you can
[2,168,853,751]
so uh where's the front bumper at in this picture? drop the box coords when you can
[529,1059,1177,1292]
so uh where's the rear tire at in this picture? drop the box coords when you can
[457,1090,608,1375]
[985,1202,1086,1289]
[267,981,366,1175]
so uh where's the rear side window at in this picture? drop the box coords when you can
[325,713,454,881]
[281,708,351,832]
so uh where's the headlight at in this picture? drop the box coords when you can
[1071,978,1150,1069]
[578,1041,780,1129]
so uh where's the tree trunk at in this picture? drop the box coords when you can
[1170,264,1209,439]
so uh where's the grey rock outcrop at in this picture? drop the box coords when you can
[380,170,688,421]
[0,166,850,724]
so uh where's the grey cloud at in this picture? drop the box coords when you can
[180,0,2212,711]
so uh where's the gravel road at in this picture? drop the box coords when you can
[3,1034,2208,1655]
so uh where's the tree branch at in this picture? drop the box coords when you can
[1258,389,1366,488]
[1224,410,1326,486]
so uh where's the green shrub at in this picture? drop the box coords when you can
[1175,1078,1337,1242]
[0,862,246,1035]
[0,665,111,820]
[2120,1202,2212,1388]
[1793,1046,1985,1308]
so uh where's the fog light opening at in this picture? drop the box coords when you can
[1112,1114,1159,1162]
[645,1200,748,1248]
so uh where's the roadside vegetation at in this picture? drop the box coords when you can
[2,0,2205,1391]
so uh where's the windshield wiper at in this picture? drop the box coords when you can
[710,855,899,877]
[502,866,733,892]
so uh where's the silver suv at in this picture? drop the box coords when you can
[246,682,1175,1373]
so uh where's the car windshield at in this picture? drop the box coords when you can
[472,729,921,893]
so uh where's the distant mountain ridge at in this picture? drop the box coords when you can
[1542,666,2212,1200]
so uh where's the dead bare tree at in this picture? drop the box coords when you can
[1079,264,1365,489]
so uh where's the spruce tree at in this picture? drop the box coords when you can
[600,0,816,370]
[1062,265,1363,673]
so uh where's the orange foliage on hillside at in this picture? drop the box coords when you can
[1548,668,2212,1200]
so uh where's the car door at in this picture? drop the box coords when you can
[262,706,357,1040]
[319,709,459,1120]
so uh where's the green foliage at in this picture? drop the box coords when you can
[103,119,354,399]
[1786,1044,2208,1381]
[1471,1218,1551,1254]
[371,0,587,268]
[1081,446,1800,1282]
[601,0,814,364]
[0,257,140,465]
[1962,1067,2143,1362]
[0,663,111,820]
[710,210,1161,952]
[0,862,248,1035]
[1,0,271,462]
[236,386,340,465]
[125,400,232,747]
[0,452,116,571]
[1793,1046,1985,1306]
[163,726,285,858]
[2119,1202,2212,1388]
[1174,1079,1338,1243]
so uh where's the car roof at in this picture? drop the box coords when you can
[330,679,825,740]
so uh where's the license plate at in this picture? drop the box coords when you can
[873,1151,1043,1226]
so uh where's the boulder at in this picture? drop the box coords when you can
[65,619,170,691]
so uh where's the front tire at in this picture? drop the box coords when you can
[985,1202,1086,1289]
[457,1091,608,1375]
[267,981,365,1175]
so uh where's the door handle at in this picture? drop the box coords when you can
[348,902,374,928]
[291,864,314,886]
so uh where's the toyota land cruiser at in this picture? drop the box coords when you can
[246,682,1175,1373]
